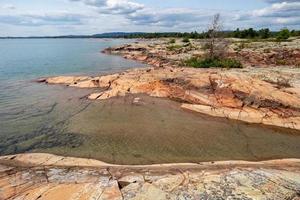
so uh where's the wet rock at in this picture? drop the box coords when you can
[46,76,90,85]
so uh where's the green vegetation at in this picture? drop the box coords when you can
[184,57,242,69]
[276,29,290,41]
[118,29,300,40]
[232,28,271,39]
[167,45,182,51]
[169,38,176,44]
[4,29,300,40]
[185,14,242,69]
[182,37,190,43]
[276,59,289,65]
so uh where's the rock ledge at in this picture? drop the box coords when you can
[1,153,300,200]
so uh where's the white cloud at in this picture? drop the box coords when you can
[263,0,299,3]
[1,0,299,36]
[1,4,16,10]
[71,0,144,14]
[253,2,300,17]
[0,12,87,26]
[70,0,300,30]
[234,1,300,28]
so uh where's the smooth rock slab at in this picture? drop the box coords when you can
[0,153,300,200]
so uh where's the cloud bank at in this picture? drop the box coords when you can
[69,0,300,29]
[0,0,299,36]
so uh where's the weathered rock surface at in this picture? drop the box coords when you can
[43,66,300,130]
[103,38,300,67]
[1,153,300,200]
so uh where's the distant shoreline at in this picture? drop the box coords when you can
[2,28,299,39]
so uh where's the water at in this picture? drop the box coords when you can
[0,39,300,165]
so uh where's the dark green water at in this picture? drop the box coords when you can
[1,39,300,165]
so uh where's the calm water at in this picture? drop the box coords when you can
[0,39,300,165]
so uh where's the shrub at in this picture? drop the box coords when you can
[276,59,288,65]
[182,37,190,43]
[169,38,176,44]
[258,28,271,39]
[276,29,290,41]
[201,42,211,50]
[184,57,242,68]
[167,45,182,51]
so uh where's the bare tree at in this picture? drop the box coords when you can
[206,14,229,59]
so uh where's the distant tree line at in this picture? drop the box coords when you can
[1,29,299,40]
[122,28,300,40]
[230,28,300,40]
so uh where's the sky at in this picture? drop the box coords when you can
[0,0,299,36]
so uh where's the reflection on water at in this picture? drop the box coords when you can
[0,39,300,165]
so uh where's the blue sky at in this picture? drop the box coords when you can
[0,0,299,36]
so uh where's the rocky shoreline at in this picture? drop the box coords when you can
[39,39,300,130]
[42,66,300,130]
[1,153,300,199]
[10,39,299,199]
[102,38,300,68]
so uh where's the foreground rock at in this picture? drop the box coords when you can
[43,66,300,130]
[1,153,300,200]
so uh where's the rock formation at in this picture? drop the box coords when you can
[43,66,300,130]
[1,153,300,200]
[14,38,300,200]
[103,38,300,68]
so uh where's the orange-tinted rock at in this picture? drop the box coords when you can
[43,66,300,130]
[1,153,300,200]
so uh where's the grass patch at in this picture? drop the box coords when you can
[184,57,243,68]
[167,44,182,51]
[275,59,289,65]
[169,38,176,44]
[233,38,294,44]
[182,38,190,43]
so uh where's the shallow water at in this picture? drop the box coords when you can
[0,39,300,165]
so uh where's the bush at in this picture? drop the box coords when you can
[184,57,242,68]
[169,38,176,44]
[276,29,290,41]
[167,45,182,51]
[201,42,211,50]
[182,37,190,43]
